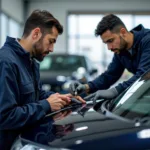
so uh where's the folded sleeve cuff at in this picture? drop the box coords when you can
[87,82,96,93]
[39,99,51,114]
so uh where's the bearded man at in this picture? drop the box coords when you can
[69,14,150,102]
[0,9,85,130]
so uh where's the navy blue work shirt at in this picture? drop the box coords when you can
[0,37,54,130]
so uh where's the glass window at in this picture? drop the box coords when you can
[78,15,103,35]
[0,13,8,46]
[8,19,21,38]
[68,38,78,54]
[134,15,150,28]
[68,15,78,36]
[78,38,103,62]
[0,13,21,47]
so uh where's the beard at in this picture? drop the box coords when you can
[119,36,128,54]
[111,36,128,55]
[32,38,49,62]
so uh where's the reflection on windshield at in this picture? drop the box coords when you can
[110,70,150,120]
[115,78,144,107]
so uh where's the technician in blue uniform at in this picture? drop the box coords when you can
[0,9,85,131]
[69,14,150,102]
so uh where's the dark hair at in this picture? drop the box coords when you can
[95,14,127,36]
[22,9,63,37]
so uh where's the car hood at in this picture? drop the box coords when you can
[19,102,150,150]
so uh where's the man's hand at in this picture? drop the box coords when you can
[69,81,87,95]
[84,88,118,104]
[63,93,86,104]
[46,93,71,111]
[74,95,86,104]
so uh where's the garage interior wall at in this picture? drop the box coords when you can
[0,0,24,46]
[27,0,150,53]
[1,0,23,23]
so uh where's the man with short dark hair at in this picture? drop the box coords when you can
[0,9,85,130]
[69,14,150,102]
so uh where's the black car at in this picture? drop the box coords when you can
[11,69,150,150]
[40,54,98,93]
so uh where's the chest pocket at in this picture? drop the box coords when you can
[20,82,35,105]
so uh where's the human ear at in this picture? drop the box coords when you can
[32,28,42,40]
[120,28,127,37]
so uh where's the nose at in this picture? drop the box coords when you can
[49,44,54,52]
[107,43,113,50]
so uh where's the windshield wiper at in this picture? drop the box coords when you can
[77,99,105,117]
[98,100,150,126]
[96,100,133,123]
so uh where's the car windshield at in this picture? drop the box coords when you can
[40,55,86,72]
[109,70,150,120]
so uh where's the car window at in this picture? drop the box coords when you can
[110,71,150,120]
[40,57,52,70]
[40,55,86,71]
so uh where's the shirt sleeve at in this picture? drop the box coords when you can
[0,61,50,130]
[88,54,125,93]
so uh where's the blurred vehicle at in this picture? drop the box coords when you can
[11,69,150,150]
[40,54,98,93]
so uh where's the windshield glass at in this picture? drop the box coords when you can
[110,70,150,120]
[40,55,86,72]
